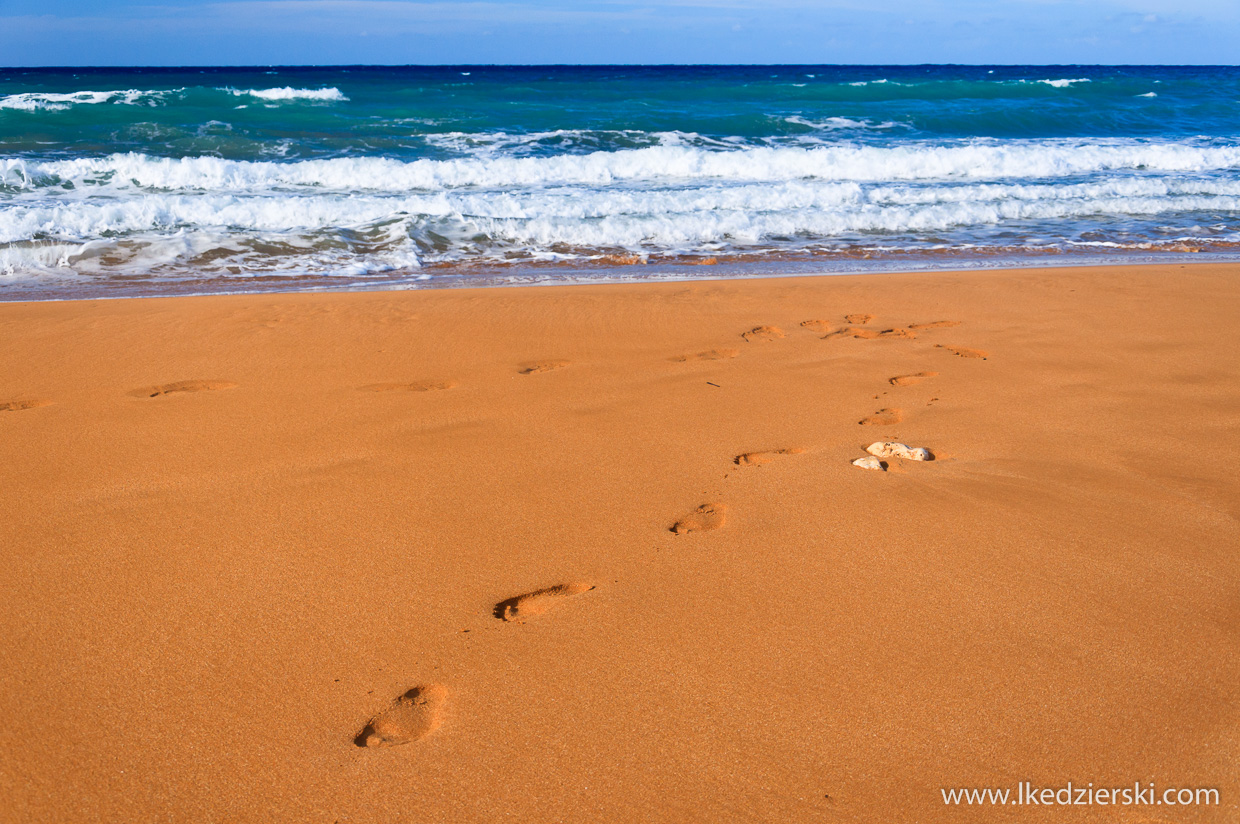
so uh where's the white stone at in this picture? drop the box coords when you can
[852,456,886,471]
[866,441,933,461]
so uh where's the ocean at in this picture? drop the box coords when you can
[3,64,1240,299]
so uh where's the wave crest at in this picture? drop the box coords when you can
[8,141,1240,194]
[221,87,348,102]
[0,89,181,112]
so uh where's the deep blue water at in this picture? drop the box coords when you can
[3,65,1240,297]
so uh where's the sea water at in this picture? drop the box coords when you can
[3,65,1240,298]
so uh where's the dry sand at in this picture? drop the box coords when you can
[1,263,1237,822]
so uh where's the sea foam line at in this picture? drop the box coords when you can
[4,187,1239,246]
[7,141,1240,194]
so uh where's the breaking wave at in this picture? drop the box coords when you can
[7,140,1240,195]
[0,89,182,111]
[221,87,348,102]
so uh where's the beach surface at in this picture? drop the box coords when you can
[1,263,1237,822]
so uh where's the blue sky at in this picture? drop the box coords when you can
[1,0,1238,66]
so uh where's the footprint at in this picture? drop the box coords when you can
[822,326,878,340]
[799,320,832,332]
[741,326,785,342]
[889,371,938,386]
[670,503,727,534]
[355,684,448,748]
[734,448,805,466]
[845,314,874,324]
[909,320,961,330]
[670,348,739,362]
[518,360,570,375]
[823,327,913,340]
[130,380,238,398]
[0,399,53,412]
[936,345,988,359]
[361,380,457,392]
[859,408,903,426]
[494,582,596,622]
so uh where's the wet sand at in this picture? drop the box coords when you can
[1,263,1237,822]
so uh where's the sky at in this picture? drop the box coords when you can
[1,0,1238,66]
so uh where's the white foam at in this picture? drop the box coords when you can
[1037,78,1092,88]
[7,137,1240,285]
[783,116,906,132]
[11,140,1240,195]
[222,87,348,102]
[0,89,180,111]
[4,180,1237,260]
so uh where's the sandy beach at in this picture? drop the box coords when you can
[1,262,1237,822]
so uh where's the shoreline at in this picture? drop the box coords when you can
[5,253,1240,305]
[2,262,1237,822]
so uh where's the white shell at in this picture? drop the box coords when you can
[866,441,933,461]
[852,455,886,471]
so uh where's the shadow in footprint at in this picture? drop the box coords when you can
[909,320,962,330]
[845,314,874,325]
[936,345,988,359]
[735,448,805,466]
[355,684,448,748]
[670,349,739,362]
[741,326,785,343]
[824,327,914,340]
[130,380,238,398]
[494,582,596,622]
[0,399,53,412]
[889,372,938,387]
[518,360,570,375]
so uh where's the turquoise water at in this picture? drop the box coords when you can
[3,65,1240,298]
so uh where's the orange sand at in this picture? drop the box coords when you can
[1,263,1237,822]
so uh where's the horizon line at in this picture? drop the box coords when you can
[4,62,1240,71]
